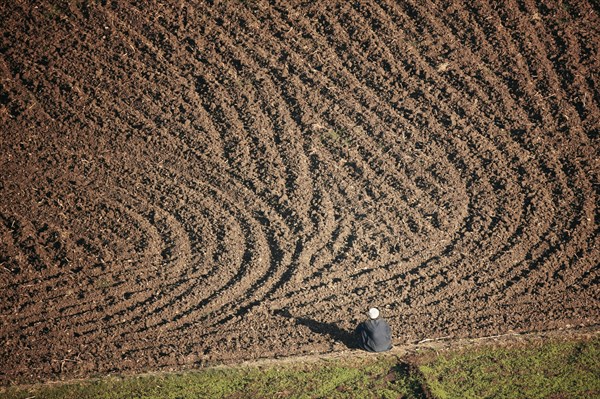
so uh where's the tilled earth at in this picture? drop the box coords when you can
[0,0,599,385]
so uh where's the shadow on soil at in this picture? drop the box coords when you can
[274,309,358,349]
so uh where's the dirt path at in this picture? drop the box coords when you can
[0,0,598,385]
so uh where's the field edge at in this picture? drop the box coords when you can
[2,324,598,398]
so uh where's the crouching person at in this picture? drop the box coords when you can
[355,307,392,352]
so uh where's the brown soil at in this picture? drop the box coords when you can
[0,0,598,385]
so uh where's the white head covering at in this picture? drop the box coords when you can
[368,307,380,319]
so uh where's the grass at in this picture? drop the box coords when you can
[1,356,424,399]
[2,336,598,399]
[418,336,600,399]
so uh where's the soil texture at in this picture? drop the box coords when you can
[0,0,599,385]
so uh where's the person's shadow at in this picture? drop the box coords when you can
[274,308,358,349]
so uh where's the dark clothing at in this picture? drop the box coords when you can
[355,318,392,352]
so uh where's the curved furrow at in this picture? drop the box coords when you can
[185,1,452,282]
[321,142,450,258]
[47,196,191,337]
[142,141,318,324]
[484,149,583,294]
[0,214,76,328]
[118,195,263,334]
[4,81,290,340]
[258,1,474,260]
[166,9,315,246]
[503,157,597,297]
[280,47,482,304]
[493,0,598,174]
[151,171,307,330]
[185,3,476,306]
[271,157,384,303]
[200,4,326,217]
[326,10,516,262]
[338,0,592,308]
[0,203,147,338]
[384,11,552,282]
[468,165,593,306]
[464,0,564,128]
[14,0,292,334]
[314,4,506,208]
[87,195,198,333]
[525,0,600,134]
[258,0,468,225]
[62,9,328,330]
[118,166,288,331]
[195,42,313,233]
[505,0,598,129]
[372,0,576,266]
[402,0,551,131]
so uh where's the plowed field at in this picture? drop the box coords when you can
[1,0,599,385]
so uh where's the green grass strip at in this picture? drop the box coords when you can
[3,336,598,399]
[419,336,600,399]
[2,356,423,399]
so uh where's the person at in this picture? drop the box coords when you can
[355,307,392,352]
